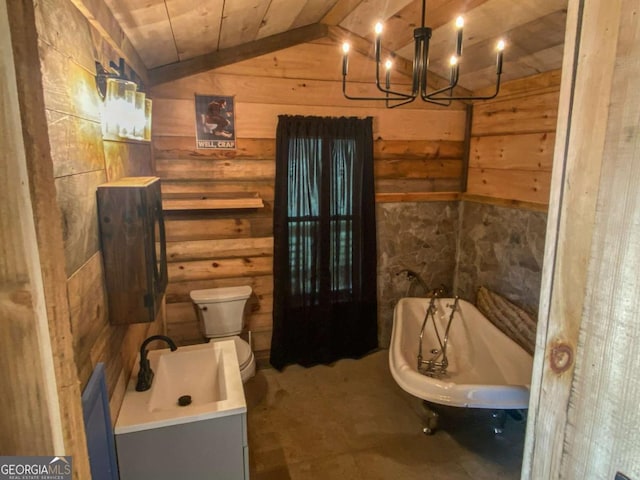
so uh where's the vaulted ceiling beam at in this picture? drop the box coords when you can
[68,0,148,82]
[322,0,366,25]
[149,23,329,86]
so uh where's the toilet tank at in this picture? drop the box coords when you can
[190,286,252,338]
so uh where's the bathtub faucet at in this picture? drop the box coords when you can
[440,296,460,361]
[136,335,178,392]
[417,296,438,369]
[417,295,459,378]
[396,269,430,297]
[396,268,419,280]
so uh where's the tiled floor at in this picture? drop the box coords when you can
[244,349,526,480]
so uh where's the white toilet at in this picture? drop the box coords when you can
[189,285,256,383]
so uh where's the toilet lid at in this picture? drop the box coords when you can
[190,285,252,303]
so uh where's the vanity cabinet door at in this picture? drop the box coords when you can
[116,414,247,480]
[97,176,167,324]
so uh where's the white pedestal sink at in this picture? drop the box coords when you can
[115,341,248,479]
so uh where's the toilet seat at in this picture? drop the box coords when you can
[209,335,255,382]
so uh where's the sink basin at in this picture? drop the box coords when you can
[149,346,227,412]
[115,340,246,434]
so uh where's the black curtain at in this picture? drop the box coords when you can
[270,115,378,369]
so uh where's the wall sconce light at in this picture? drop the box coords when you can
[96,58,152,141]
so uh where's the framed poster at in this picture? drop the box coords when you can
[194,94,236,149]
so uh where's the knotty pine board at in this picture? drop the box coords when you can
[153,99,467,141]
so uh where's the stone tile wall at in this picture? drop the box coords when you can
[376,202,459,347]
[454,201,547,314]
[376,200,547,347]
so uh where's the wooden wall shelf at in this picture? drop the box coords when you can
[162,192,264,211]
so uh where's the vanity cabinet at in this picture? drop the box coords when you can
[115,413,249,480]
[97,177,167,324]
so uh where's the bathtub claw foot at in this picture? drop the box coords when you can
[421,401,439,435]
[491,410,507,435]
[422,426,436,435]
[422,414,438,435]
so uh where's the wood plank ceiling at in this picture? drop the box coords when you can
[103,0,568,90]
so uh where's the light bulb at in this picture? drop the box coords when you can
[374,22,383,35]
[495,39,505,75]
[455,16,464,29]
[449,55,458,66]
[342,42,350,54]
[384,59,393,70]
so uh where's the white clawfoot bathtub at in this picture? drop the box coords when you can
[389,297,533,410]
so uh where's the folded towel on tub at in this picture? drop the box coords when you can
[475,286,537,355]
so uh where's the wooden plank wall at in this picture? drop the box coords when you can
[151,39,467,363]
[467,69,561,206]
[2,0,64,457]
[35,0,162,420]
[524,0,640,477]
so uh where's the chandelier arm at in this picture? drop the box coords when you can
[422,62,460,100]
[383,89,459,107]
[342,75,415,101]
[427,74,502,101]
[374,85,416,98]
[374,63,418,99]
[342,91,415,102]
[423,81,460,100]
[385,95,420,108]
[374,36,418,99]
[421,95,454,107]
[429,97,453,107]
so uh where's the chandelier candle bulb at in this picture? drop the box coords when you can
[455,16,464,56]
[342,43,350,76]
[496,40,505,75]
[385,59,393,89]
[449,56,459,84]
[374,22,383,63]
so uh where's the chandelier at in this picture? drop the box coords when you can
[340,0,505,108]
